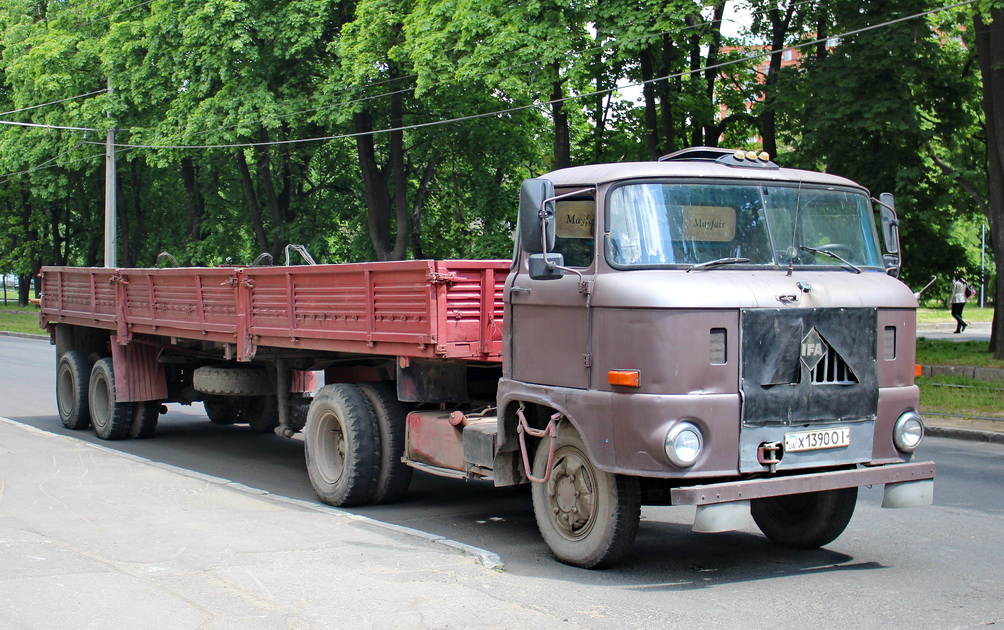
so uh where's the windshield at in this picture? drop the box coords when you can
[605,181,883,270]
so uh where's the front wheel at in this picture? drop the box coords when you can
[751,487,858,549]
[531,425,640,569]
[304,384,379,507]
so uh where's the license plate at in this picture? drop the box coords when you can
[784,428,851,452]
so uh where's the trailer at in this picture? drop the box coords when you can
[40,147,935,568]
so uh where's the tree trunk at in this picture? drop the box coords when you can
[975,9,1004,358]
[388,84,409,260]
[180,157,204,246]
[640,49,661,159]
[255,131,286,257]
[354,110,394,261]
[761,3,796,159]
[409,153,439,260]
[551,62,571,169]
[658,34,675,155]
[702,2,726,147]
[234,150,271,256]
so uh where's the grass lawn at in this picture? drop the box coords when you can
[917,375,1004,419]
[0,310,45,336]
[915,338,1004,368]
[916,306,993,324]
[0,301,46,336]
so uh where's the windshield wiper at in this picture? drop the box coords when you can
[799,246,861,274]
[686,257,750,272]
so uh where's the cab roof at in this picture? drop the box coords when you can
[541,157,865,191]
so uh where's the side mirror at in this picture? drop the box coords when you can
[878,193,900,254]
[519,178,556,254]
[883,254,901,278]
[528,253,565,280]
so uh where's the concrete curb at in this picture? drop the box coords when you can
[0,416,505,571]
[0,330,48,341]
[926,425,1004,444]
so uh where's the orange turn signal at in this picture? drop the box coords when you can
[608,370,641,388]
[914,364,923,378]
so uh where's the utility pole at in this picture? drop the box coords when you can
[104,76,117,268]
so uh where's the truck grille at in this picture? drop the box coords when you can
[809,344,857,384]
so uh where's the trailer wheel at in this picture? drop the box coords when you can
[304,384,379,507]
[56,351,92,430]
[129,401,160,439]
[88,358,131,440]
[204,400,238,425]
[237,396,279,433]
[751,487,858,549]
[531,425,640,569]
[358,382,413,504]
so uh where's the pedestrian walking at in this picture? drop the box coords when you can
[951,276,973,333]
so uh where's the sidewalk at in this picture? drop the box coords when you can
[0,418,579,630]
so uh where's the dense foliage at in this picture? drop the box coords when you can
[0,0,1000,353]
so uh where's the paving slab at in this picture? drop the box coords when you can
[0,418,584,630]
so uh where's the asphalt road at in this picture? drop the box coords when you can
[3,334,1003,628]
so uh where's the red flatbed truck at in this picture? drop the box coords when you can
[40,148,935,568]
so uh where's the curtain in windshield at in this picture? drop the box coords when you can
[607,182,773,266]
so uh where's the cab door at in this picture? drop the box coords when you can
[509,196,595,389]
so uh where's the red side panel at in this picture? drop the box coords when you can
[40,260,509,362]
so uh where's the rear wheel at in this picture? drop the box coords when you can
[237,396,279,433]
[129,401,160,439]
[304,384,379,507]
[358,382,412,504]
[88,358,131,441]
[531,424,640,569]
[751,487,858,548]
[204,400,238,425]
[56,351,91,430]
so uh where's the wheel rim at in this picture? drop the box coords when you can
[313,409,347,485]
[57,364,74,418]
[545,446,597,541]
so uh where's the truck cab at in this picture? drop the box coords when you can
[495,147,932,567]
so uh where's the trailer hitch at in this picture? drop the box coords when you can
[516,404,561,483]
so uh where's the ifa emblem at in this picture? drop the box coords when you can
[800,328,827,370]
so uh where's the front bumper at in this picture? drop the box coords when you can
[671,460,936,505]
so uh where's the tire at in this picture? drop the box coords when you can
[237,395,279,433]
[358,382,413,504]
[204,400,238,425]
[287,400,309,433]
[193,366,274,396]
[56,351,91,430]
[304,384,380,507]
[129,401,160,439]
[531,424,640,569]
[751,487,858,549]
[88,358,131,440]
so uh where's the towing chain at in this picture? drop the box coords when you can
[516,403,562,484]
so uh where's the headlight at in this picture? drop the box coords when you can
[893,411,925,452]
[665,422,704,467]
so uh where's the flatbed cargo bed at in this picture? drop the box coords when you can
[40,260,509,362]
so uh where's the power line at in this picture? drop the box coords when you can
[91,0,975,151]
[0,89,108,117]
[0,136,99,185]
[0,120,99,132]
